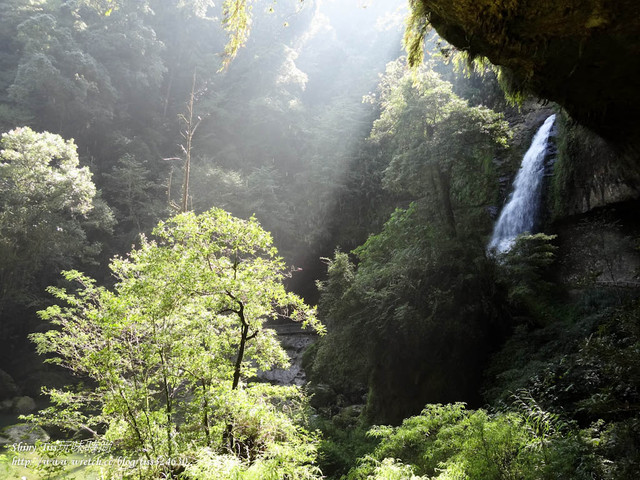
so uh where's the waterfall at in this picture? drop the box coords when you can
[488,114,556,253]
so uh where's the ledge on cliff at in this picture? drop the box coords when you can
[411,0,640,160]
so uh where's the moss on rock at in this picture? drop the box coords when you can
[412,0,640,156]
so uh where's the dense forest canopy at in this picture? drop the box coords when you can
[0,1,639,479]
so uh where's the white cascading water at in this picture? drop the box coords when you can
[488,114,556,253]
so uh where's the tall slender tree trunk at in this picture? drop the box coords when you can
[180,73,197,213]
[231,299,251,390]
[232,323,249,390]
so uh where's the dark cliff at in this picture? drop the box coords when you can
[416,0,640,161]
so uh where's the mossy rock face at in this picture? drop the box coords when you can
[308,383,337,409]
[549,115,640,217]
[12,396,36,415]
[419,0,640,156]
[0,423,50,446]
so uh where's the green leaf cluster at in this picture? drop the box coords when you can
[346,402,601,480]
[0,127,113,313]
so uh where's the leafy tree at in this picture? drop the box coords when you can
[0,127,112,317]
[368,58,510,236]
[80,2,166,121]
[8,12,116,137]
[30,207,323,478]
[309,251,370,397]
[497,233,558,313]
[309,203,506,424]
[190,161,245,213]
[0,0,43,130]
[102,153,164,245]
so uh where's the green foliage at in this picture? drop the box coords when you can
[102,153,163,237]
[576,301,640,420]
[403,0,431,68]
[182,384,322,480]
[368,58,510,235]
[0,0,177,251]
[307,58,513,421]
[309,203,506,423]
[29,208,323,478]
[220,0,253,70]
[495,66,530,106]
[0,127,113,313]
[363,458,427,480]
[309,251,369,396]
[347,402,601,480]
[0,3,638,479]
[316,251,355,324]
[427,44,512,111]
[8,12,117,135]
[314,419,378,480]
[0,0,410,279]
[485,292,640,479]
[496,233,558,313]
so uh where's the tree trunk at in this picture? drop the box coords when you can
[232,321,248,390]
